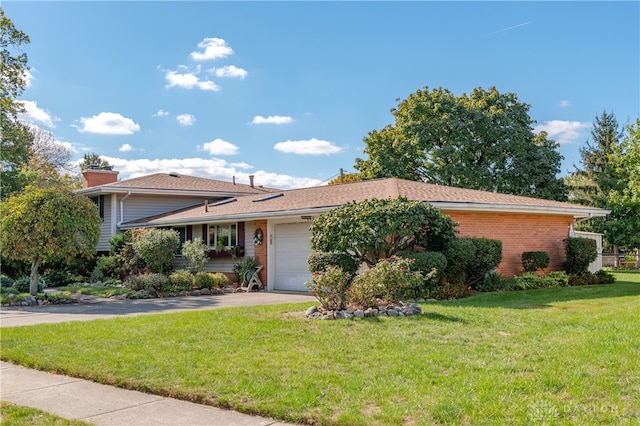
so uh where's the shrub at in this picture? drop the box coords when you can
[564,237,597,274]
[233,256,259,283]
[513,271,569,290]
[445,238,502,288]
[0,276,14,289]
[124,273,167,294]
[521,251,550,272]
[194,271,226,289]
[568,270,616,286]
[131,228,181,274]
[109,232,131,256]
[168,269,194,292]
[475,272,516,292]
[305,266,352,310]
[349,257,423,308]
[13,276,45,293]
[91,255,119,282]
[307,252,359,277]
[181,239,209,273]
[42,270,84,287]
[432,281,473,300]
[398,251,446,298]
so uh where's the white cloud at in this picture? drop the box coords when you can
[200,138,239,155]
[154,109,169,117]
[560,100,570,107]
[177,114,196,126]
[209,65,247,79]
[78,112,140,135]
[24,69,33,88]
[119,144,133,152]
[18,100,57,128]
[165,70,220,91]
[534,120,590,144]
[251,115,294,125]
[190,38,233,61]
[99,156,321,189]
[274,138,343,155]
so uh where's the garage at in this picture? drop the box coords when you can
[273,222,313,292]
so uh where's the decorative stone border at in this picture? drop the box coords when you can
[305,302,422,320]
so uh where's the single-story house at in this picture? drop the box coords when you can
[83,172,609,292]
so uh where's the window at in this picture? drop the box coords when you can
[90,195,105,222]
[208,223,237,250]
[173,227,186,246]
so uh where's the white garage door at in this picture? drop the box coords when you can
[274,222,312,291]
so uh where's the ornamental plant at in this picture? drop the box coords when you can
[563,237,597,274]
[349,257,423,308]
[131,228,181,274]
[521,251,550,273]
[181,239,209,273]
[305,266,352,311]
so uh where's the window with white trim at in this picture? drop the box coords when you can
[207,223,237,250]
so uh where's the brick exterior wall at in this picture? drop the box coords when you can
[81,169,119,188]
[444,211,573,276]
[252,220,268,285]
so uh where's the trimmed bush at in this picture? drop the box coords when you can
[514,271,569,290]
[568,270,616,286]
[168,269,194,292]
[475,273,516,293]
[564,237,597,274]
[307,252,359,277]
[306,266,352,310]
[445,238,502,288]
[13,276,45,293]
[521,251,550,272]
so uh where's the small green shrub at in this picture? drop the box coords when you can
[168,270,194,292]
[193,271,223,289]
[181,239,209,273]
[568,270,616,286]
[306,266,352,311]
[514,271,569,290]
[0,285,19,296]
[307,252,359,277]
[432,280,473,300]
[521,251,550,272]
[0,276,15,289]
[124,273,167,294]
[13,276,45,293]
[233,256,259,283]
[475,272,516,292]
[564,237,597,274]
[349,257,423,308]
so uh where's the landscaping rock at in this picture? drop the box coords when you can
[306,302,423,320]
[305,306,318,316]
[354,310,365,319]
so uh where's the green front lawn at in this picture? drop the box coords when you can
[0,402,92,426]
[2,271,639,425]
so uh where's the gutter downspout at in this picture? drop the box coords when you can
[117,191,132,227]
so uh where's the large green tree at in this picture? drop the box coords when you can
[354,86,567,200]
[0,8,34,199]
[309,197,457,266]
[565,111,635,258]
[0,184,101,295]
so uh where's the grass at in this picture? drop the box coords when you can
[55,285,132,298]
[2,271,639,425]
[0,402,92,426]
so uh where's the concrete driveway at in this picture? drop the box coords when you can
[0,291,317,327]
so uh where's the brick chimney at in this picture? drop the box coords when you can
[81,168,119,188]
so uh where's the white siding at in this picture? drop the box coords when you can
[118,194,205,224]
[96,196,113,252]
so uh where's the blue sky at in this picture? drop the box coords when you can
[6,1,639,189]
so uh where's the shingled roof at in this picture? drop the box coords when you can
[76,173,276,197]
[122,178,609,228]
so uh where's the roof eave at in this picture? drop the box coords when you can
[75,187,255,198]
[432,202,610,218]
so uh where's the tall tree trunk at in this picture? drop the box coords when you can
[613,246,619,268]
[30,256,42,296]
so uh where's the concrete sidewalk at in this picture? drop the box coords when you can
[1,292,314,425]
[1,362,294,425]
